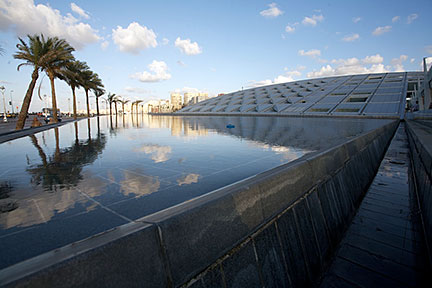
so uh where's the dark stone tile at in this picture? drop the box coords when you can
[7,223,169,287]
[343,232,419,269]
[349,220,421,253]
[337,243,421,286]
[329,257,405,288]
[356,209,412,230]
[306,191,331,262]
[293,199,321,280]
[222,241,262,288]
[361,197,409,211]
[202,265,225,288]
[317,180,344,247]
[360,201,410,218]
[258,160,314,221]
[142,182,265,286]
[276,208,310,287]
[353,212,422,242]
[319,272,359,288]
[254,223,290,288]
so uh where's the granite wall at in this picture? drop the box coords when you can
[406,120,432,267]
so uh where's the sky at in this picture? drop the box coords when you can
[0,0,431,113]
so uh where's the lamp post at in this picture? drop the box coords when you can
[43,94,47,116]
[0,86,7,122]
[10,90,14,114]
[68,98,71,117]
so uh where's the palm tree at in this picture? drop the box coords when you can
[107,93,116,115]
[14,34,73,129]
[114,95,120,115]
[81,70,103,117]
[118,99,130,114]
[94,87,105,116]
[131,100,143,114]
[59,60,89,119]
[41,37,74,123]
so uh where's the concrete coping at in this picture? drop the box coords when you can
[0,119,399,286]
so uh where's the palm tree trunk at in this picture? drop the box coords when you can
[72,85,77,120]
[114,102,117,115]
[109,102,112,115]
[54,128,60,162]
[16,68,39,130]
[74,122,79,144]
[29,134,47,167]
[49,72,58,123]
[96,97,100,116]
[85,89,90,117]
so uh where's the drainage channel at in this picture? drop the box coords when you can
[319,122,430,287]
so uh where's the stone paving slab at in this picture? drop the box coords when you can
[320,123,430,287]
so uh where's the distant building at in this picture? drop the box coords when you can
[183,92,209,106]
[170,93,183,111]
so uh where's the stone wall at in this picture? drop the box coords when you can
[406,120,432,266]
[0,120,398,287]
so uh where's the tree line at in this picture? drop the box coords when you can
[12,34,137,131]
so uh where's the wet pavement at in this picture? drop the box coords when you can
[0,115,392,270]
[320,123,430,287]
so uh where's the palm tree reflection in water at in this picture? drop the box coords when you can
[27,122,106,192]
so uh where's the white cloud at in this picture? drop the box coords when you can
[352,17,361,23]
[302,14,324,26]
[307,63,387,78]
[285,25,295,33]
[130,60,171,83]
[134,144,172,163]
[177,174,200,186]
[177,60,186,66]
[162,38,169,45]
[248,69,302,88]
[70,3,89,19]
[342,33,359,42]
[392,16,400,23]
[101,40,109,50]
[407,13,418,24]
[112,22,157,54]
[426,45,432,54]
[298,49,321,58]
[363,54,384,64]
[0,0,100,50]
[172,87,209,95]
[372,25,392,36]
[260,3,283,18]
[410,58,415,63]
[175,37,202,55]
[307,54,391,78]
[390,55,408,72]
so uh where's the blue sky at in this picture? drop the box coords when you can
[0,0,431,113]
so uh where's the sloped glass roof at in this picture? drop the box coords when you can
[177,72,424,118]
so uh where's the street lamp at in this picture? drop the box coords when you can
[68,98,71,117]
[0,86,7,122]
[10,90,14,114]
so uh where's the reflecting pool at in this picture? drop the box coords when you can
[0,115,392,269]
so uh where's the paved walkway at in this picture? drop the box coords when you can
[0,116,80,144]
[320,123,430,287]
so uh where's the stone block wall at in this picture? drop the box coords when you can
[406,120,432,266]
